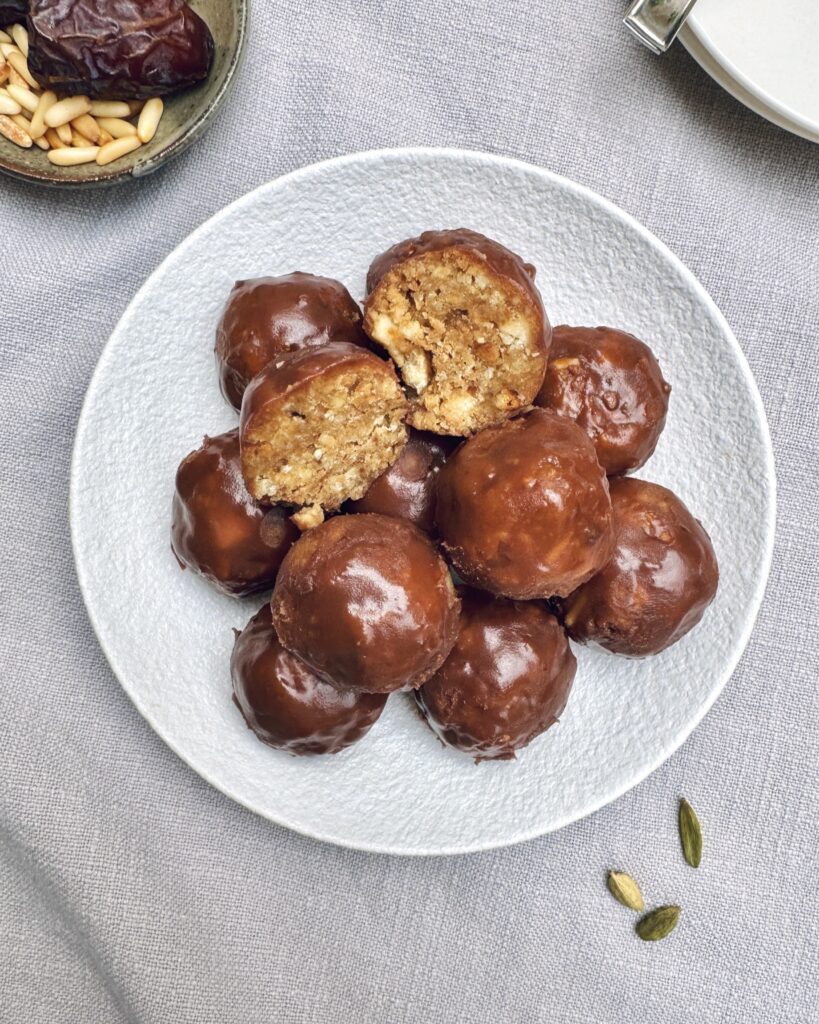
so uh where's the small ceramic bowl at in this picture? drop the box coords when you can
[0,0,247,187]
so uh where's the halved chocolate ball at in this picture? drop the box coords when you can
[364,229,550,436]
[240,342,409,524]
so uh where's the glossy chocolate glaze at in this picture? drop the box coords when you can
[416,589,576,760]
[563,477,719,657]
[365,228,542,307]
[346,431,455,532]
[536,326,671,476]
[171,429,298,597]
[271,514,461,694]
[232,604,387,755]
[216,273,368,410]
[435,408,613,599]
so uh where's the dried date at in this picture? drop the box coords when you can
[27,0,214,100]
[0,1,26,24]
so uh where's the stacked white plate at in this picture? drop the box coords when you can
[680,0,819,143]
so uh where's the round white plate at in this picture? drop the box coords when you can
[682,0,819,143]
[71,148,775,856]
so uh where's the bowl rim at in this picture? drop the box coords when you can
[0,0,248,188]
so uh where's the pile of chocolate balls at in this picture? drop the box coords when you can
[171,229,719,762]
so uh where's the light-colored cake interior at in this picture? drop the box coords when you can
[242,368,408,510]
[366,249,544,435]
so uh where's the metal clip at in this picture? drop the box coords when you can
[624,0,700,54]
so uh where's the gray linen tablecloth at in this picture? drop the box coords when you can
[2,2,817,1021]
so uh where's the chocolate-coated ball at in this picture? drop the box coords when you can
[171,429,297,597]
[536,325,671,475]
[216,273,368,409]
[415,589,576,760]
[232,604,387,755]
[346,430,454,532]
[562,477,719,656]
[271,514,461,694]
[435,408,613,599]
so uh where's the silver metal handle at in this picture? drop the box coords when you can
[624,0,700,54]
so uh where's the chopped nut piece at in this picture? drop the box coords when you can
[290,505,325,532]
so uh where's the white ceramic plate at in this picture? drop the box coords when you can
[681,0,819,143]
[71,148,775,856]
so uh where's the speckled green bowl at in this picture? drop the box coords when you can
[0,0,247,187]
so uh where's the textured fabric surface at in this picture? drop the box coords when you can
[1,1,817,1021]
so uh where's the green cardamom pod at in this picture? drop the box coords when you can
[679,798,703,868]
[636,905,681,942]
[606,870,645,912]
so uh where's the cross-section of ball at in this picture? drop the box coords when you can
[239,342,409,518]
[363,229,550,436]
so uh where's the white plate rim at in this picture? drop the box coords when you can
[679,26,819,144]
[69,147,777,855]
[686,10,819,142]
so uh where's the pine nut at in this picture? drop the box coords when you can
[0,112,31,147]
[89,100,131,118]
[7,64,26,89]
[96,116,137,138]
[137,97,163,143]
[45,95,91,128]
[0,42,17,59]
[0,68,168,171]
[29,89,56,139]
[13,115,48,150]
[10,24,28,58]
[6,81,38,113]
[7,50,37,89]
[0,29,12,44]
[71,127,93,147]
[0,93,20,116]
[45,127,66,149]
[48,145,99,166]
[70,112,104,143]
[96,134,141,165]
